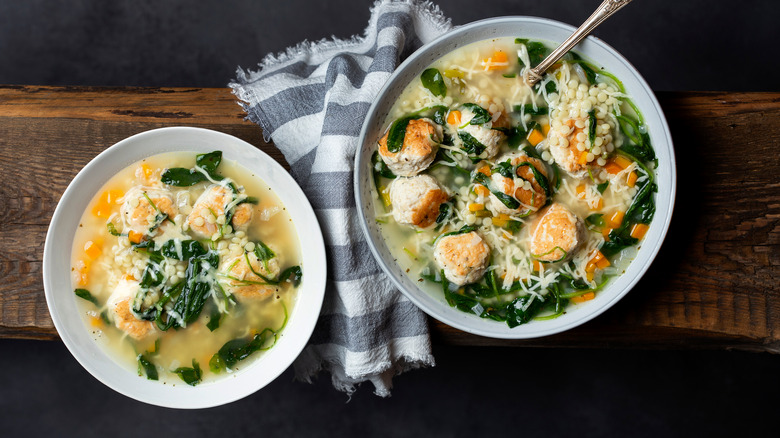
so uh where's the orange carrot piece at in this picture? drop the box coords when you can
[614,155,632,169]
[527,129,545,147]
[607,211,625,228]
[626,171,638,187]
[128,230,143,244]
[92,189,124,218]
[447,110,461,125]
[477,165,492,176]
[571,292,596,303]
[84,240,102,260]
[604,162,623,175]
[474,185,490,197]
[630,223,649,240]
[577,150,589,165]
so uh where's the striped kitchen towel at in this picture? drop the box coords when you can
[229,0,451,396]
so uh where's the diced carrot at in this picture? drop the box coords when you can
[90,315,103,327]
[626,171,638,187]
[128,230,143,244]
[630,223,649,240]
[477,165,492,176]
[571,292,596,303]
[604,162,623,175]
[483,51,509,70]
[84,240,102,260]
[592,197,604,211]
[577,150,590,165]
[586,271,594,282]
[498,213,510,221]
[138,163,153,181]
[607,211,625,228]
[576,184,586,197]
[474,185,490,197]
[500,272,507,279]
[527,129,545,147]
[585,261,597,274]
[541,123,550,136]
[602,226,613,240]
[590,250,605,264]
[92,189,124,218]
[532,260,542,271]
[468,203,484,212]
[614,155,632,169]
[491,217,508,227]
[447,110,462,125]
[596,257,611,269]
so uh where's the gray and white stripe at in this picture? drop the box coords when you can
[230,0,451,397]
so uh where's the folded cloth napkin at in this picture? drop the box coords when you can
[229,0,451,396]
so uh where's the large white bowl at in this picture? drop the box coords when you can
[43,127,326,408]
[355,17,676,339]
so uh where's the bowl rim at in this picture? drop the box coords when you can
[354,15,676,339]
[43,126,327,408]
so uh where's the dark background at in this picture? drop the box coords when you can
[1,0,778,436]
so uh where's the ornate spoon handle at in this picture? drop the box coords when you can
[526,0,633,86]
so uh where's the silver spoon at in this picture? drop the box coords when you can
[526,0,633,86]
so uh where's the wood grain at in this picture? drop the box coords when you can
[0,86,778,351]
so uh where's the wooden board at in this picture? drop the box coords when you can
[1,86,778,351]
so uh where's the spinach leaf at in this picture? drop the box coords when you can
[597,181,609,193]
[431,105,448,125]
[386,116,414,153]
[473,172,520,210]
[440,225,477,239]
[372,151,396,180]
[434,202,451,230]
[169,251,220,327]
[195,151,222,177]
[586,214,605,227]
[74,288,99,306]
[513,104,548,116]
[457,131,487,156]
[106,222,124,237]
[588,109,597,146]
[493,126,525,149]
[506,220,523,234]
[617,115,656,163]
[493,160,514,178]
[137,354,158,380]
[159,239,207,260]
[206,306,221,332]
[160,167,206,187]
[461,103,491,125]
[515,39,550,67]
[278,266,303,287]
[173,359,202,386]
[505,295,546,327]
[421,68,447,98]
[139,260,165,289]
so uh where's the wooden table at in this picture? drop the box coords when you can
[1,85,778,351]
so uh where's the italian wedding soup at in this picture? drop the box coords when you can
[72,151,302,385]
[372,37,657,327]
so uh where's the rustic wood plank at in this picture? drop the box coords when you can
[0,86,778,351]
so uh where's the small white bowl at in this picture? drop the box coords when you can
[43,127,326,408]
[355,17,676,339]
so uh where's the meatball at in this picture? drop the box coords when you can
[221,252,280,299]
[120,186,177,234]
[529,203,585,262]
[434,231,491,286]
[485,152,549,216]
[389,175,448,229]
[458,123,503,159]
[378,118,442,176]
[106,279,157,341]
[548,118,588,178]
[186,184,254,238]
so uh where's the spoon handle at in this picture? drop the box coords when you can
[526,0,633,86]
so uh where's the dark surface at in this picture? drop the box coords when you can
[1,0,778,435]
